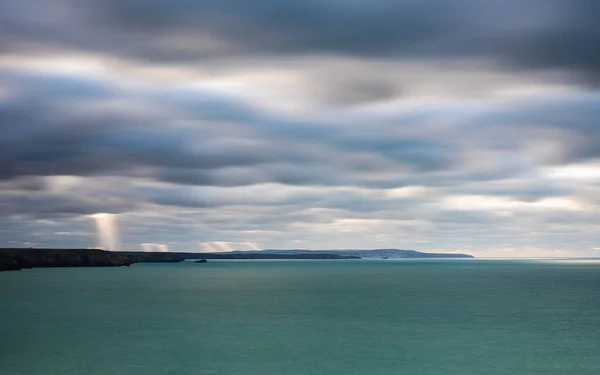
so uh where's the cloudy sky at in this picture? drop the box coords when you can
[1,0,599,256]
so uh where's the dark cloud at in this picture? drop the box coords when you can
[0,177,47,191]
[0,191,137,217]
[0,73,296,180]
[1,0,598,85]
[0,70,464,186]
[465,92,600,163]
[1,70,598,186]
[311,76,401,106]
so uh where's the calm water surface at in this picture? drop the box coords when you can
[1,259,599,375]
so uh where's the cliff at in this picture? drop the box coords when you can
[0,247,473,272]
[0,249,186,272]
[0,249,134,271]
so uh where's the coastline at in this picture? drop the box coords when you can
[0,248,474,272]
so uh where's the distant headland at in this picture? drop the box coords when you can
[204,249,475,260]
[0,248,473,272]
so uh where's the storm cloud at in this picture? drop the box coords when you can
[0,0,599,255]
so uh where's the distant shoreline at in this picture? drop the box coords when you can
[185,249,473,260]
[0,248,473,272]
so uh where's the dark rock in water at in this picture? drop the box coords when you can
[195,259,207,263]
[0,249,134,272]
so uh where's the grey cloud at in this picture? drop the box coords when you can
[311,76,401,106]
[155,164,343,187]
[447,185,574,203]
[428,210,510,225]
[3,70,598,190]
[0,216,95,248]
[2,176,598,253]
[1,1,598,85]
[0,191,137,217]
[466,91,600,164]
[1,70,465,188]
[0,73,298,180]
[0,177,47,191]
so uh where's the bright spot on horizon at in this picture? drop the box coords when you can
[141,243,170,252]
[199,241,261,252]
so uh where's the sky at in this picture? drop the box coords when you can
[1,0,599,257]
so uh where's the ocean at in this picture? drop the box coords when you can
[1,259,599,375]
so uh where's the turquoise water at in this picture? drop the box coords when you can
[1,259,600,375]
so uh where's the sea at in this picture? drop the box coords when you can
[1,259,599,375]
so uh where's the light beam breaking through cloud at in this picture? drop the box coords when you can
[90,213,120,251]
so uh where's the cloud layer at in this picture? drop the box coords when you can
[1,0,599,256]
